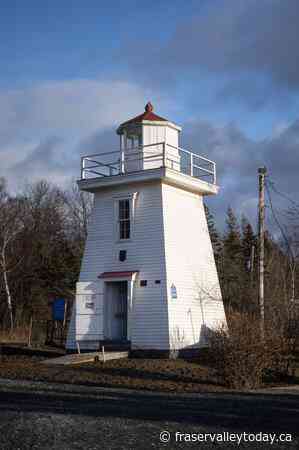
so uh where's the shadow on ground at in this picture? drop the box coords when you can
[0,387,298,434]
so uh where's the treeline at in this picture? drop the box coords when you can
[0,178,92,329]
[205,205,299,388]
[0,176,298,331]
[205,204,299,323]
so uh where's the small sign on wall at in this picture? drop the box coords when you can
[170,284,177,299]
[85,302,95,309]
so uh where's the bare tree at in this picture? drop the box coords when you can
[65,181,93,241]
[285,205,299,304]
[0,183,25,330]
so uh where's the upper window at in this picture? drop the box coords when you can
[118,199,130,240]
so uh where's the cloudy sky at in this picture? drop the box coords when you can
[1,0,298,229]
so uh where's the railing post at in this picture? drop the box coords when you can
[119,147,125,174]
[163,142,166,168]
[190,153,193,177]
[81,157,85,179]
[120,133,125,174]
[213,162,216,184]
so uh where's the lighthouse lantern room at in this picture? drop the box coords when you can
[67,103,226,355]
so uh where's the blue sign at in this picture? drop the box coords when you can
[171,284,177,299]
[52,298,66,321]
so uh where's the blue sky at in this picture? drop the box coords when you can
[1,0,299,230]
[2,1,201,85]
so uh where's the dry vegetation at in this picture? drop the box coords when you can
[0,351,225,393]
[0,326,29,344]
[1,340,298,393]
[208,312,299,389]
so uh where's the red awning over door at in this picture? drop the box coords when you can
[98,271,139,279]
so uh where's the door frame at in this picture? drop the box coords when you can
[104,281,128,341]
[102,273,137,341]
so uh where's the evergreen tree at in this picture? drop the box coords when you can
[224,207,242,261]
[241,215,256,272]
[204,203,222,266]
[240,216,259,312]
[221,207,244,311]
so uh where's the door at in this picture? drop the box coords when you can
[106,281,128,340]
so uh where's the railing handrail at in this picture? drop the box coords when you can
[165,142,216,165]
[81,141,216,184]
[82,141,166,161]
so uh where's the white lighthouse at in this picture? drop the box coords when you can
[66,103,226,355]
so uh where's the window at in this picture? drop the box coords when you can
[119,199,130,240]
[113,192,138,242]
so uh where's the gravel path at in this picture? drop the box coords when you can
[0,379,298,449]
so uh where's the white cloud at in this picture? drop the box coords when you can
[0,78,171,189]
[0,79,151,143]
[1,77,298,233]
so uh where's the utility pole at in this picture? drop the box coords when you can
[250,244,255,285]
[258,167,267,339]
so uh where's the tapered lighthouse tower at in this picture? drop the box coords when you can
[66,103,226,355]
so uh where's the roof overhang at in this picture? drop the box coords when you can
[78,167,219,196]
[117,120,181,134]
[98,271,139,281]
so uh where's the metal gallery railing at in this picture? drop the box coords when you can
[81,142,216,184]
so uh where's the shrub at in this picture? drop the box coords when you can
[208,312,298,389]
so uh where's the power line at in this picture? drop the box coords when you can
[265,179,294,262]
[267,179,299,209]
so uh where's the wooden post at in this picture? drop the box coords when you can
[63,300,67,328]
[258,167,267,339]
[60,300,67,346]
[28,316,33,348]
[250,244,255,284]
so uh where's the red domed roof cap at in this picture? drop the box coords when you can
[145,101,153,113]
[118,102,168,131]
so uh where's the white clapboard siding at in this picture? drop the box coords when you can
[70,181,170,350]
[67,177,227,351]
[162,183,226,349]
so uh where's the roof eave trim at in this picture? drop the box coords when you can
[117,120,181,134]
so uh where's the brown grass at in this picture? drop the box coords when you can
[0,351,225,393]
[1,344,298,392]
[0,326,29,344]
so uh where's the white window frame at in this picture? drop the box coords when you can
[113,192,138,242]
[118,198,131,240]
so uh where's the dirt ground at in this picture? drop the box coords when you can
[1,345,298,393]
[0,345,227,393]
